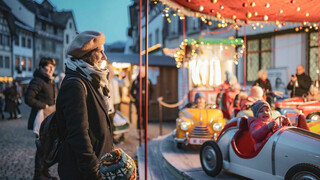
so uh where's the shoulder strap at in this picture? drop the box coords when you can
[68,77,87,96]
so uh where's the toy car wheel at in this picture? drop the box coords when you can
[307,112,320,121]
[200,141,223,177]
[177,142,186,149]
[285,163,320,180]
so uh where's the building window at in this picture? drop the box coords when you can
[0,56,3,68]
[187,17,199,33]
[155,29,159,44]
[246,37,272,81]
[5,56,9,69]
[21,57,26,71]
[42,22,46,31]
[168,15,178,36]
[54,27,58,35]
[149,33,152,47]
[66,34,69,44]
[22,37,26,47]
[27,38,31,48]
[309,32,319,81]
[69,22,72,29]
[52,41,56,53]
[28,58,32,71]
[15,56,20,71]
[15,36,19,46]
[1,35,10,46]
[42,39,46,51]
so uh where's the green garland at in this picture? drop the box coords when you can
[185,38,243,45]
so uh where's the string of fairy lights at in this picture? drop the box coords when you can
[152,0,320,32]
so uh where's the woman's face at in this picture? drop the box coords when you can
[261,73,268,81]
[89,44,107,68]
[42,64,55,77]
[257,106,271,121]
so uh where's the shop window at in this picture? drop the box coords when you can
[5,56,9,68]
[21,57,26,71]
[0,56,3,68]
[246,37,272,82]
[28,58,32,71]
[309,32,319,81]
[15,56,20,71]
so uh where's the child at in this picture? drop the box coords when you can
[248,100,292,151]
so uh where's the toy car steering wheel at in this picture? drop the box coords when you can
[274,115,287,129]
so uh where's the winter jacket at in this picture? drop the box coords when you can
[4,86,18,113]
[253,78,272,93]
[56,68,113,180]
[25,69,58,130]
[287,73,312,97]
[248,117,274,151]
[130,75,153,105]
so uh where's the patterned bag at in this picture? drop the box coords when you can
[99,148,136,180]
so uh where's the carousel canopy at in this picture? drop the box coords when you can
[159,0,320,25]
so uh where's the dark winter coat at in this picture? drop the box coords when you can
[253,78,272,93]
[56,68,113,180]
[25,69,58,129]
[287,73,312,97]
[4,86,18,113]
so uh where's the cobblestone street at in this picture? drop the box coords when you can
[0,103,175,179]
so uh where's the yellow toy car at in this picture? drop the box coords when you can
[173,106,226,149]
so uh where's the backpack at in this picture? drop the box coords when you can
[35,77,87,168]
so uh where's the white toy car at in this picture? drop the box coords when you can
[200,115,320,180]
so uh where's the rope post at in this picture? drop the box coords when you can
[159,98,163,136]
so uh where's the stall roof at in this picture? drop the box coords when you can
[106,53,176,67]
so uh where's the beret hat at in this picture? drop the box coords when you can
[67,31,105,58]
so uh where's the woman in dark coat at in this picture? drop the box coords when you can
[4,84,18,119]
[25,57,58,180]
[56,31,113,180]
[253,69,272,104]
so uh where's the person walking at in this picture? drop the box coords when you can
[56,30,113,179]
[287,65,312,97]
[25,57,58,180]
[3,83,18,119]
[130,67,153,138]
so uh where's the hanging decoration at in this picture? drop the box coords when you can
[154,0,320,32]
[173,38,244,68]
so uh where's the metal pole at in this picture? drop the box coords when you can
[139,0,143,147]
[183,18,186,105]
[145,0,149,179]
[243,25,247,89]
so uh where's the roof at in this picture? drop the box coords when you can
[106,53,176,67]
[14,17,34,32]
[0,0,11,12]
[53,11,74,28]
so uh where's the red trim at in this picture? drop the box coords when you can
[217,120,238,140]
[231,117,268,159]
